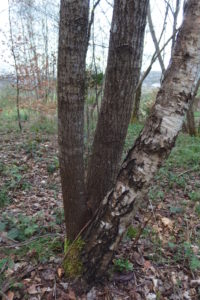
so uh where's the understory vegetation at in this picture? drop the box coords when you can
[0,86,200,299]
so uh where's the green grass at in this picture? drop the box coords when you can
[0,188,11,208]
[30,116,57,134]
[13,236,63,263]
[123,123,143,156]
[113,258,133,272]
[166,134,200,169]
[189,191,200,202]
[0,85,57,134]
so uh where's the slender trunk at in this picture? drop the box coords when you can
[131,3,170,122]
[86,0,149,214]
[131,83,142,122]
[147,3,165,75]
[57,0,90,241]
[171,0,181,54]
[8,0,22,132]
[78,0,200,283]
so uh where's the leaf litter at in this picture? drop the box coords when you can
[0,126,200,299]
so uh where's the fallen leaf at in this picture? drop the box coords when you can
[57,267,64,278]
[190,279,200,286]
[147,293,156,300]
[42,269,55,281]
[27,284,38,295]
[161,217,173,229]
[60,282,69,290]
[143,260,152,270]
[5,291,14,300]
[68,289,76,300]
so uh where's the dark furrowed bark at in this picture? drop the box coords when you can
[57,0,90,240]
[86,0,149,214]
[81,0,200,283]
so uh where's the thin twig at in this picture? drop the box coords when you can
[1,266,36,293]
[132,213,153,247]
[0,233,64,249]
[63,218,92,261]
[136,29,179,91]
[178,166,199,177]
[87,0,101,46]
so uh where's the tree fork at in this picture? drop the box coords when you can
[86,0,149,213]
[79,0,200,283]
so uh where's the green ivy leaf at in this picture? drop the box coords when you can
[0,222,6,231]
[7,228,20,240]
[190,256,200,271]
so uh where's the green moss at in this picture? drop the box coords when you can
[63,237,85,278]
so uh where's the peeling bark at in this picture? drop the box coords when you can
[80,0,200,283]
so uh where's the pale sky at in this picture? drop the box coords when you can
[0,0,183,75]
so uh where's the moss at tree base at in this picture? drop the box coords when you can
[63,237,85,278]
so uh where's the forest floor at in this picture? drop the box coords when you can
[0,91,200,300]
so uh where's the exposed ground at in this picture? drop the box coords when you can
[0,87,200,299]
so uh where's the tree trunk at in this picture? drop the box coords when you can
[8,0,22,132]
[131,83,142,122]
[86,0,149,214]
[171,0,181,55]
[131,3,170,123]
[185,79,200,136]
[78,0,200,283]
[147,3,165,75]
[57,0,90,241]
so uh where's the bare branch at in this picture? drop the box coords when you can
[87,0,101,45]
[147,3,166,74]
[137,29,179,90]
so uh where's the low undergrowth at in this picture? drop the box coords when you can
[0,88,200,298]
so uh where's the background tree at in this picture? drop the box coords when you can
[4,0,59,103]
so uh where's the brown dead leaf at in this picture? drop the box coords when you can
[143,260,152,270]
[152,224,162,233]
[161,217,173,229]
[68,289,76,300]
[5,268,14,276]
[57,267,64,278]
[42,269,55,281]
[27,284,38,295]
[4,291,14,300]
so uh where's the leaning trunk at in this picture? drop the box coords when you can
[86,0,149,214]
[76,0,200,283]
[57,0,89,240]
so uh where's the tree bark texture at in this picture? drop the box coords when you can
[81,0,200,283]
[131,82,142,122]
[57,0,89,240]
[86,0,149,214]
[171,0,181,54]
